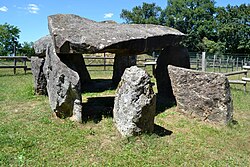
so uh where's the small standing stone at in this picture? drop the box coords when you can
[31,57,47,95]
[168,65,233,124]
[113,66,156,137]
[112,53,137,86]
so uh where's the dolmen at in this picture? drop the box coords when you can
[31,14,187,124]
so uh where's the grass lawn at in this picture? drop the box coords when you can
[0,68,249,166]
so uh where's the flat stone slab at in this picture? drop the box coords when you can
[48,14,185,54]
[168,65,233,125]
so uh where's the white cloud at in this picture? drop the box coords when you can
[27,4,39,14]
[104,13,114,19]
[0,6,8,12]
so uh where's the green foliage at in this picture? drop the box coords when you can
[216,4,250,53]
[120,1,249,54]
[18,42,35,57]
[120,2,163,24]
[163,0,217,51]
[0,23,20,56]
[202,37,226,54]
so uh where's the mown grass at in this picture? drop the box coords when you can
[0,68,249,166]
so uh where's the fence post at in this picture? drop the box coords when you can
[13,58,16,74]
[24,57,27,74]
[244,58,247,66]
[219,58,221,73]
[202,52,206,72]
[236,57,239,71]
[13,43,17,74]
[226,57,229,72]
[232,59,234,72]
[195,54,199,70]
[104,53,106,71]
[213,55,216,72]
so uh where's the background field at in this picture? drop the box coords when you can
[0,67,249,166]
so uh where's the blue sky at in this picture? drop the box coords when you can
[0,0,249,43]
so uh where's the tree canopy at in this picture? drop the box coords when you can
[120,2,163,24]
[19,42,35,57]
[0,23,20,56]
[120,0,250,54]
[0,23,35,56]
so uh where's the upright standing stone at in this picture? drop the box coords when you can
[112,53,137,86]
[168,65,233,124]
[31,57,47,95]
[155,46,190,102]
[113,66,156,137]
[43,44,82,122]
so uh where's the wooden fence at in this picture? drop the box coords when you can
[0,56,31,74]
[83,55,156,71]
[0,55,156,74]
[1,53,249,75]
[190,52,250,73]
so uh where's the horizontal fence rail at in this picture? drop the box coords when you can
[0,56,31,74]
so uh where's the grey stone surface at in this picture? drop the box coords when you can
[48,14,185,54]
[168,65,233,124]
[113,66,156,137]
[155,46,190,102]
[59,54,91,91]
[112,53,137,86]
[34,35,52,57]
[30,57,47,95]
[43,44,82,122]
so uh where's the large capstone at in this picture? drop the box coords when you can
[168,65,233,124]
[43,44,82,122]
[155,46,190,102]
[31,57,47,95]
[113,66,156,137]
[48,14,185,54]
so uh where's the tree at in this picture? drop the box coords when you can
[202,37,225,55]
[216,4,250,53]
[0,23,20,56]
[120,1,249,54]
[162,0,217,52]
[120,2,163,24]
[18,42,35,57]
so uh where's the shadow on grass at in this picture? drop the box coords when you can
[153,124,173,137]
[83,79,116,93]
[82,96,114,123]
[156,94,176,115]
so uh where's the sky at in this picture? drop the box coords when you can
[0,0,249,43]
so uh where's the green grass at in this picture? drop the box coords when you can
[0,68,249,166]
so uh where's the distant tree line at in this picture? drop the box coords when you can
[120,0,250,54]
[0,23,34,57]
